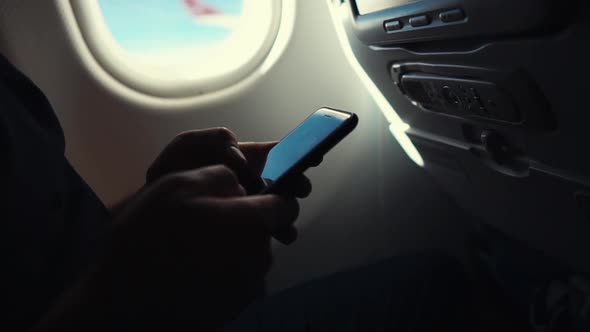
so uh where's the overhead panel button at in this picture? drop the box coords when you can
[440,9,465,23]
[409,15,431,27]
[384,20,403,32]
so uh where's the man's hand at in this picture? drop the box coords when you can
[145,128,315,244]
[38,165,298,330]
[146,128,244,183]
[146,128,312,198]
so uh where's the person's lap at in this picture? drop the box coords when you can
[224,253,474,332]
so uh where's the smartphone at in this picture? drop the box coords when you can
[258,108,358,194]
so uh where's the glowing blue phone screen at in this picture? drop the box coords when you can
[262,112,345,182]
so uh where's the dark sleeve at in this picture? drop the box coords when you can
[0,55,109,330]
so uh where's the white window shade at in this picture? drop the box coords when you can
[70,0,282,98]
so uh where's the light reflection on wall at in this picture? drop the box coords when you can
[326,0,425,167]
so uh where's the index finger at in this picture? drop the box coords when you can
[147,127,240,183]
[238,142,278,176]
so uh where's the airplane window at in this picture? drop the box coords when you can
[71,0,283,98]
[98,0,243,72]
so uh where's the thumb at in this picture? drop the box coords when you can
[239,142,278,176]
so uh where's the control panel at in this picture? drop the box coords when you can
[391,62,555,131]
[351,0,562,45]
[400,73,520,123]
[383,8,466,34]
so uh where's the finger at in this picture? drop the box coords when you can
[256,195,300,235]
[175,127,239,148]
[288,175,312,198]
[147,128,239,183]
[307,156,323,168]
[272,226,298,246]
[269,175,312,198]
[238,142,278,176]
[225,146,267,195]
[297,175,313,198]
[194,195,300,235]
[160,165,246,199]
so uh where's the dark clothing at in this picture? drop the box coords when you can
[0,55,108,330]
[225,254,473,332]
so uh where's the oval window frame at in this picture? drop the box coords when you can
[69,0,285,99]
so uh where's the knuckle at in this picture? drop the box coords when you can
[169,128,238,148]
[212,127,238,144]
[147,173,191,199]
[170,129,208,147]
[161,172,192,188]
[207,164,238,181]
[200,166,242,192]
[145,165,158,182]
[243,199,264,222]
[171,130,194,144]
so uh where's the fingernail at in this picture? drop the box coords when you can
[229,146,248,163]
